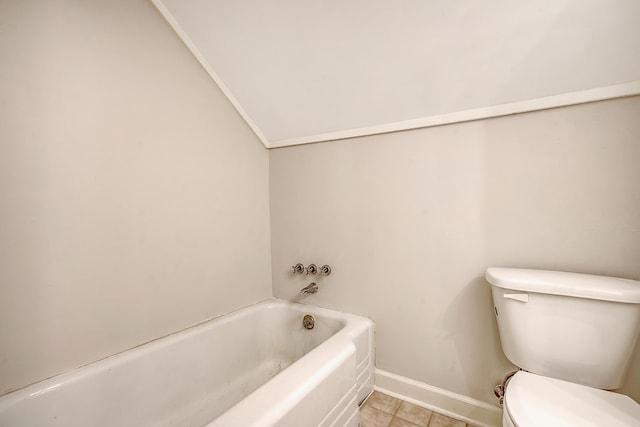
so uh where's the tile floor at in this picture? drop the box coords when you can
[360,391,479,427]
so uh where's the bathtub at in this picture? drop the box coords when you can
[0,299,374,427]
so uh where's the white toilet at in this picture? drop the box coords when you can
[486,268,640,427]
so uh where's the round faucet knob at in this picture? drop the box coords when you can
[291,263,305,274]
[319,265,332,276]
[306,264,318,275]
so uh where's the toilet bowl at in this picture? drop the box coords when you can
[486,268,640,427]
[502,371,640,427]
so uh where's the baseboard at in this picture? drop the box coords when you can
[374,369,502,427]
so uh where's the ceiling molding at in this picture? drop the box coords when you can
[151,0,270,148]
[268,81,640,148]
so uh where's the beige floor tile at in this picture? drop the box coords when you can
[390,416,421,427]
[361,405,394,427]
[365,391,402,414]
[395,401,433,427]
[427,413,466,427]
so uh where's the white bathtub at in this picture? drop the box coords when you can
[0,299,374,427]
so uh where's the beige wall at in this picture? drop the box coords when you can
[0,0,271,394]
[270,97,640,404]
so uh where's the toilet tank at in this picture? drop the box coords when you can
[486,268,640,390]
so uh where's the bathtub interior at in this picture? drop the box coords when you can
[209,302,374,427]
[0,299,373,427]
[255,304,346,374]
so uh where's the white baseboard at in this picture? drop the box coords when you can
[374,369,503,427]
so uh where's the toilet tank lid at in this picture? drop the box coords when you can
[485,268,640,303]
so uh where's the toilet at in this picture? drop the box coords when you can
[486,268,640,427]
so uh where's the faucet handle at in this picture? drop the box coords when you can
[291,263,305,274]
[306,264,318,275]
[319,265,332,276]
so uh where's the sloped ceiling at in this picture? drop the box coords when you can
[153,0,640,148]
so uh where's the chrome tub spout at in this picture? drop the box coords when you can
[300,282,318,296]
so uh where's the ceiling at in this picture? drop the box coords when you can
[153,0,640,148]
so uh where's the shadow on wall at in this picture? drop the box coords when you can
[443,275,514,401]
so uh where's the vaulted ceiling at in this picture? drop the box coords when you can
[153,0,640,148]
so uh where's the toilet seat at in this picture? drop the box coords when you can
[504,371,640,427]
